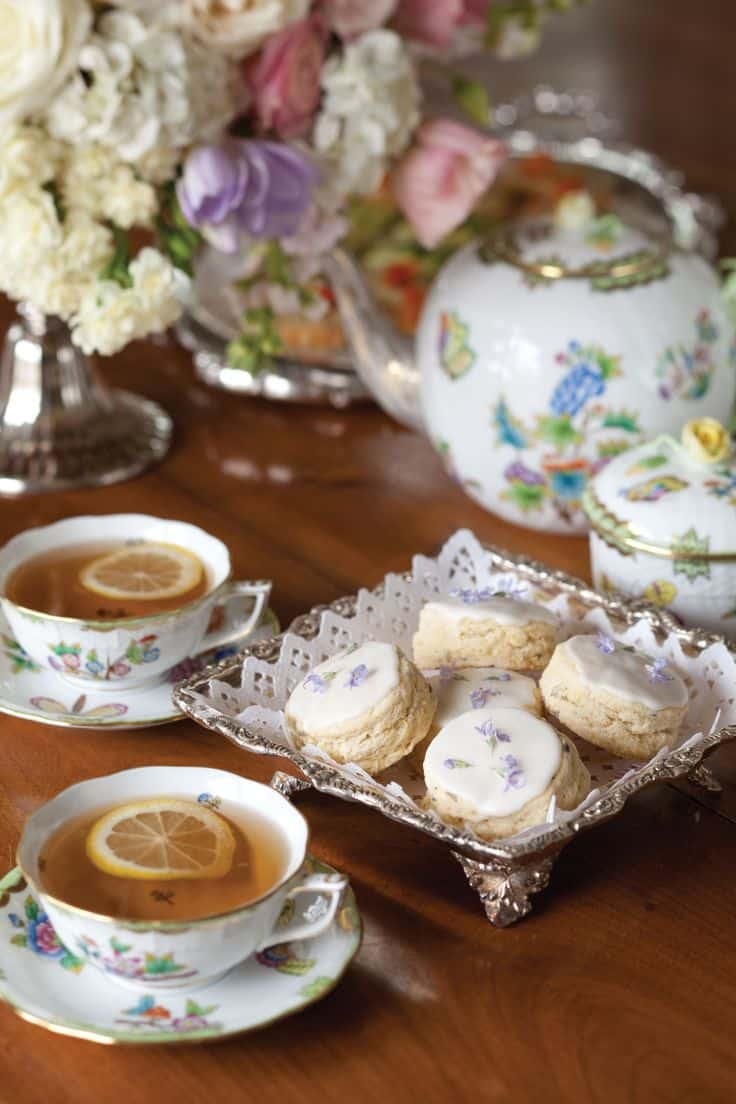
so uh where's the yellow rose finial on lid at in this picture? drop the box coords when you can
[681,417,732,464]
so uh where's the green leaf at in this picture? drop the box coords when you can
[535,415,581,448]
[600,411,640,433]
[186,999,217,1017]
[144,954,182,975]
[451,75,491,127]
[60,951,85,974]
[156,183,202,276]
[110,937,131,954]
[671,527,711,582]
[503,482,546,511]
[226,307,283,375]
[275,957,317,977]
[24,896,39,922]
[100,227,133,289]
[10,934,27,947]
[300,976,334,1000]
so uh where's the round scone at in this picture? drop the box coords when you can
[539,632,688,761]
[412,591,557,670]
[284,641,435,774]
[423,706,590,840]
[409,666,542,769]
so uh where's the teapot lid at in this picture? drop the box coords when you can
[583,419,736,562]
[481,189,672,290]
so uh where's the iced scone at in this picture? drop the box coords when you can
[409,666,542,769]
[540,632,688,760]
[413,590,557,670]
[423,706,590,840]
[285,641,435,774]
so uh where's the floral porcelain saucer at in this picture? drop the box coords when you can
[0,603,279,730]
[0,857,361,1045]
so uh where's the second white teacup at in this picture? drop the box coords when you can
[17,766,348,991]
[0,514,270,691]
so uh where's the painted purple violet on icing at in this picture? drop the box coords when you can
[345,664,369,688]
[304,672,330,694]
[449,586,495,604]
[470,687,498,709]
[595,631,616,654]
[646,656,674,683]
[498,754,526,791]
[475,719,511,749]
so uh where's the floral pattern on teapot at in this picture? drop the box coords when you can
[492,339,642,526]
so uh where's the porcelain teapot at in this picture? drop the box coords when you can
[327,195,736,534]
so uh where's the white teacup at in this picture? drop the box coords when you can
[17,766,348,991]
[0,514,271,691]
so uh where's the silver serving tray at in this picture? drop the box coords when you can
[174,544,736,927]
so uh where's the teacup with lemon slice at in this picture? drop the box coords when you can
[16,766,349,992]
[0,515,271,691]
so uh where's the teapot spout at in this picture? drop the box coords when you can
[325,249,423,430]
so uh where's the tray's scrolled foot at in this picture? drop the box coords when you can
[686,763,722,793]
[269,770,312,800]
[454,852,558,927]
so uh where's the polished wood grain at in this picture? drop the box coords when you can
[2,3,736,1101]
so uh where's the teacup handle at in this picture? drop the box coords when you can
[196,579,272,655]
[257,873,348,951]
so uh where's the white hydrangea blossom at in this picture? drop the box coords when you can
[61,145,157,228]
[45,10,239,168]
[313,29,421,197]
[71,248,189,356]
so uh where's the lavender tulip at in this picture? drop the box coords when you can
[177,140,318,254]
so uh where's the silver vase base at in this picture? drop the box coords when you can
[0,389,172,496]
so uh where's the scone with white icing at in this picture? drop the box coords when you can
[540,632,688,761]
[423,706,590,840]
[285,641,435,775]
[409,666,542,769]
[412,589,557,670]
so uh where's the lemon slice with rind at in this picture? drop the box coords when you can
[79,543,203,602]
[86,798,235,881]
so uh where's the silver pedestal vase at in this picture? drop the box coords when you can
[0,304,172,495]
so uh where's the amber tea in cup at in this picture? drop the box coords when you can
[39,797,288,922]
[4,540,210,621]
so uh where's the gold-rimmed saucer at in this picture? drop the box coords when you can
[0,857,360,1045]
[0,604,279,730]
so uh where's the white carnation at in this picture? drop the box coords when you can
[0,125,63,201]
[177,0,310,59]
[0,192,113,317]
[0,0,92,127]
[45,10,239,165]
[71,247,188,356]
[62,145,157,228]
[313,30,421,197]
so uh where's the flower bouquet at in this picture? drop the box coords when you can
[0,0,581,445]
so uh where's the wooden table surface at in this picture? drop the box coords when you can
[2,2,735,1101]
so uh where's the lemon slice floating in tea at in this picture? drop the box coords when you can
[79,543,203,602]
[86,798,235,881]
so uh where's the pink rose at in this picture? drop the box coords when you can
[247,16,327,138]
[393,118,506,249]
[321,0,397,39]
[393,0,489,48]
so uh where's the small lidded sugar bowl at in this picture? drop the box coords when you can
[583,418,736,637]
